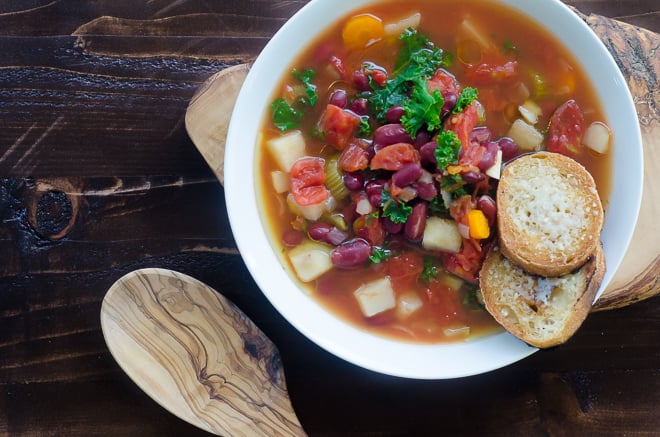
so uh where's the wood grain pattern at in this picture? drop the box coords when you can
[1,1,659,436]
[101,268,304,436]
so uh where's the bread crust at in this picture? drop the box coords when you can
[479,243,605,348]
[497,152,604,277]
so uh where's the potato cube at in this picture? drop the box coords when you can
[422,217,462,253]
[271,170,290,193]
[396,291,424,320]
[266,130,306,172]
[288,240,333,283]
[354,277,396,318]
[507,118,544,151]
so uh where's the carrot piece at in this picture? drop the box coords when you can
[342,14,384,50]
[467,209,490,240]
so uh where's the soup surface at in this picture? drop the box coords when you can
[257,0,611,343]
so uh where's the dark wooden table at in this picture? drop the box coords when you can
[1,1,658,435]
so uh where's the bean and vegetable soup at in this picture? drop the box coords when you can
[257,0,612,343]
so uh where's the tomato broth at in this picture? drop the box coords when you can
[256,0,612,343]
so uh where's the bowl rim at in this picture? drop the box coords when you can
[224,0,643,379]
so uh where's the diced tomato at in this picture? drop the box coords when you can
[352,215,386,246]
[465,60,518,85]
[370,143,420,171]
[338,143,369,172]
[427,68,460,95]
[388,251,424,291]
[547,99,584,156]
[458,142,486,168]
[290,157,329,206]
[449,195,476,228]
[441,239,487,283]
[317,104,361,150]
[366,67,388,87]
[446,102,479,151]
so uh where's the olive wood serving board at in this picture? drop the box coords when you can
[185,12,659,312]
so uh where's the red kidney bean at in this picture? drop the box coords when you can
[282,229,304,247]
[353,70,371,92]
[308,222,333,241]
[478,141,499,171]
[414,130,431,148]
[404,202,428,242]
[470,126,492,145]
[331,238,372,268]
[477,195,497,227]
[328,89,348,108]
[365,179,386,207]
[365,144,376,161]
[419,141,438,169]
[392,162,423,187]
[373,124,413,149]
[385,105,405,124]
[441,92,458,117]
[308,222,347,246]
[381,216,403,234]
[415,182,437,200]
[461,171,485,184]
[343,172,364,191]
[350,98,368,116]
[498,136,519,161]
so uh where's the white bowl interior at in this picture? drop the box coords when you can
[224,0,643,379]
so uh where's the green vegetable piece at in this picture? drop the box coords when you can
[452,87,478,114]
[291,68,318,106]
[368,28,447,125]
[380,190,412,224]
[358,115,372,137]
[435,130,461,169]
[369,247,392,264]
[428,194,449,216]
[440,173,468,199]
[420,257,439,282]
[270,98,304,131]
[401,78,444,136]
[530,70,548,99]
[502,39,519,56]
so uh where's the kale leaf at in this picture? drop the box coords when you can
[380,190,412,224]
[291,68,318,106]
[435,130,461,169]
[452,87,478,114]
[367,28,447,129]
[270,98,304,131]
[401,78,444,136]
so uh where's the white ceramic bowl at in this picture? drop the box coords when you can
[225,0,643,379]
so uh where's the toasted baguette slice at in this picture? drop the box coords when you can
[497,152,604,277]
[479,244,605,348]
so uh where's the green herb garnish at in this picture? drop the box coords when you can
[270,98,304,131]
[357,115,372,137]
[370,247,392,264]
[502,39,519,56]
[368,28,448,132]
[440,174,468,199]
[420,257,439,282]
[291,68,318,106]
[435,130,461,170]
[401,80,444,136]
[452,87,478,114]
[380,190,412,224]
